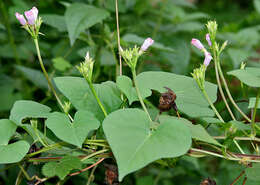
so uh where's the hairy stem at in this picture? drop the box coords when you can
[132,69,152,122]
[88,81,108,117]
[217,61,251,122]
[34,39,73,121]
[202,89,224,122]
[213,51,236,120]
[251,89,260,136]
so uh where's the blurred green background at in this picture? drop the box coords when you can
[0,0,260,184]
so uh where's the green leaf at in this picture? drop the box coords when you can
[100,48,116,66]
[103,108,191,181]
[254,0,260,14]
[248,97,260,109]
[116,75,137,104]
[119,71,217,118]
[0,141,30,164]
[65,3,110,45]
[54,77,122,120]
[168,117,221,146]
[122,34,174,52]
[15,65,48,90]
[42,14,67,32]
[52,57,72,71]
[227,49,249,68]
[10,100,51,125]
[46,111,100,147]
[230,121,251,131]
[227,67,260,87]
[246,163,260,182]
[0,119,17,145]
[42,156,82,179]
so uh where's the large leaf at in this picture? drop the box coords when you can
[42,14,67,32]
[10,100,51,125]
[0,141,30,164]
[227,49,249,68]
[103,108,192,181]
[0,119,17,145]
[117,72,217,118]
[246,163,260,182]
[46,111,100,147]
[65,3,110,45]
[54,77,122,120]
[227,67,260,87]
[42,156,82,180]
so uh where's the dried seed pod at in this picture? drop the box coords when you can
[200,177,216,185]
[158,87,176,113]
[104,164,119,185]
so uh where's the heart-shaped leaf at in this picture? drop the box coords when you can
[103,108,192,181]
[228,67,260,87]
[42,156,82,180]
[46,111,100,147]
[54,77,122,120]
[0,140,30,164]
[65,3,110,45]
[117,72,217,118]
[10,100,51,125]
[0,119,17,145]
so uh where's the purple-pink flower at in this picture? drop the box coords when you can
[15,6,38,26]
[24,7,38,25]
[141,38,154,52]
[203,51,213,66]
[206,34,212,46]
[191,39,204,50]
[15,13,27,25]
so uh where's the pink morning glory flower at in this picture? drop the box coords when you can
[141,38,154,51]
[24,7,38,25]
[206,33,212,46]
[203,51,213,66]
[191,38,204,50]
[15,12,27,25]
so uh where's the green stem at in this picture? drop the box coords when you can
[86,164,98,185]
[26,142,65,158]
[217,61,251,122]
[34,39,73,121]
[81,149,109,162]
[202,89,225,122]
[213,51,236,120]
[233,139,245,154]
[88,81,108,117]
[0,0,20,65]
[115,0,122,76]
[18,164,32,181]
[214,136,260,142]
[251,89,260,136]
[132,69,152,122]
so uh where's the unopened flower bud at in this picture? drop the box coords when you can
[206,33,212,46]
[24,7,38,25]
[220,40,228,52]
[15,12,27,25]
[203,51,213,67]
[77,52,94,82]
[191,39,205,50]
[140,37,154,52]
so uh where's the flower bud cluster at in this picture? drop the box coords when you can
[76,52,94,83]
[191,65,206,90]
[15,7,42,39]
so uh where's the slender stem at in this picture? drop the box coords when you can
[214,136,260,142]
[88,81,108,117]
[213,51,236,120]
[81,149,108,162]
[233,139,245,154]
[33,39,73,121]
[217,61,251,122]
[242,177,247,185]
[115,0,122,76]
[202,89,225,122]
[229,171,245,185]
[26,142,65,158]
[15,167,23,185]
[86,164,98,185]
[251,89,260,136]
[18,164,32,181]
[132,69,152,122]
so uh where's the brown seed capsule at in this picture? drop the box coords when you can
[104,164,119,185]
[158,87,180,118]
[200,177,217,185]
